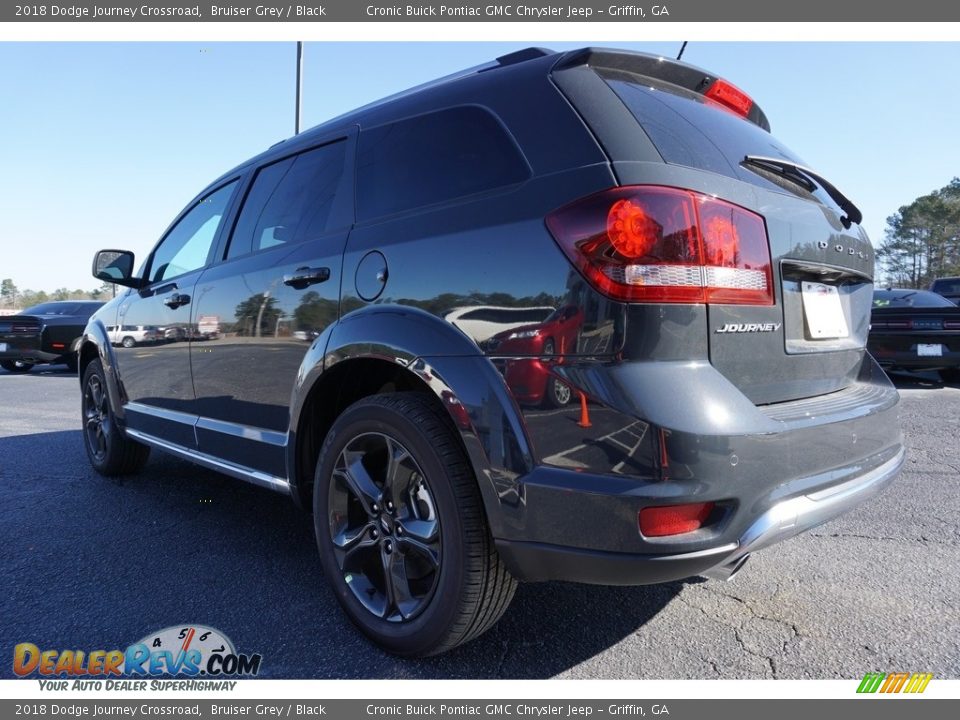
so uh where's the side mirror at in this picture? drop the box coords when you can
[92,250,144,289]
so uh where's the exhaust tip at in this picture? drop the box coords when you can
[702,554,750,582]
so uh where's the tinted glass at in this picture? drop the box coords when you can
[150,181,237,283]
[357,106,529,220]
[601,71,842,208]
[931,278,960,294]
[872,290,956,308]
[24,302,102,316]
[227,141,347,259]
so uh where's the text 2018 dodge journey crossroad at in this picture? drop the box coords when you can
[80,47,904,656]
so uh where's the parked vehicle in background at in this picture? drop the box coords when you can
[444,305,555,343]
[106,324,160,348]
[78,47,903,656]
[484,305,583,407]
[929,276,960,305]
[0,301,103,373]
[869,289,960,382]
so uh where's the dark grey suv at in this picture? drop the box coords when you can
[80,47,904,656]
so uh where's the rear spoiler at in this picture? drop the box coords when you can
[553,48,771,132]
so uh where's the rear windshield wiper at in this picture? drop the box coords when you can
[743,155,863,229]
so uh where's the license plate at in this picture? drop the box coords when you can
[801,281,849,339]
[917,343,943,357]
[0,343,6,352]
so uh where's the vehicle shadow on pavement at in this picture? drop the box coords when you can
[0,429,681,680]
[0,365,77,378]
[888,370,957,390]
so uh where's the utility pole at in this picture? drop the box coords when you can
[295,41,303,135]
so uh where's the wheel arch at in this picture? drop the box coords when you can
[288,306,534,537]
[78,319,126,421]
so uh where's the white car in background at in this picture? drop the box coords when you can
[107,324,160,348]
[443,306,555,343]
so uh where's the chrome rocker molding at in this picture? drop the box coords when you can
[124,428,291,496]
[702,447,906,581]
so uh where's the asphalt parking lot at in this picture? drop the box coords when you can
[1,365,958,679]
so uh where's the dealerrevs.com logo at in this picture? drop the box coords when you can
[13,625,261,690]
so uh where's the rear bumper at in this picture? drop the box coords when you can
[497,447,903,584]
[492,352,904,585]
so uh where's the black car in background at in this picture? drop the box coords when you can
[869,289,960,382]
[929,276,960,305]
[0,301,104,373]
[78,47,903,656]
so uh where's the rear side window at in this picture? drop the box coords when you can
[357,106,530,220]
[227,140,348,259]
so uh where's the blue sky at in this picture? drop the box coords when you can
[1,41,957,291]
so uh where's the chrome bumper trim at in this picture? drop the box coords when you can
[703,447,905,581]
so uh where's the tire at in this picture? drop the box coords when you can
[1,360,33,373]
[121,337,136,349]
[940,368,960,384]
[541,339,572,409]
[314,392,516,656]
[81,359,150,476]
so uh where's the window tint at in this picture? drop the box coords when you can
[227,141,348,259]
[873,290,956,308]
[357,106,529,220]
[150,181,237,283]
[931,278,960,294]
[599,71,839,207]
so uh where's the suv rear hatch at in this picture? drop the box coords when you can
[551,49,874,405]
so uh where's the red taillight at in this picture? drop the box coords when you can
[546,185,773,305]
[639,502,715,537]
[51,342,66,349]
[704,79,754,119]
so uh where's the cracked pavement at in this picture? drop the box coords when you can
[1,366,958,679]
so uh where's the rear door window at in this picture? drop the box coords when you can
[356,106,530,220]
[227,140,348,259]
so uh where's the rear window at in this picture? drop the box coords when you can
[23,302,101,316]
[931,278,960,295]
[599,70,835,204]
[357,106,530,220]
[873,290,956,308]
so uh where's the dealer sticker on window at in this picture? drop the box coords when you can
[801,281,849,339]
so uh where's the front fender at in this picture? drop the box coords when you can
[80,318,126,421]
[289,305,534,537]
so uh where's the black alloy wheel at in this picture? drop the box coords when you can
[83,368,112,465]
[81,359,150,475]
[314,392,516,656]
[328,431,442,623]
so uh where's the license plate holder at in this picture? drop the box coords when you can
[801,281,849,339]
[917,343,943,357]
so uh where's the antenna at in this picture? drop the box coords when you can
[676,41,688,61]
[295,41,303,135]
